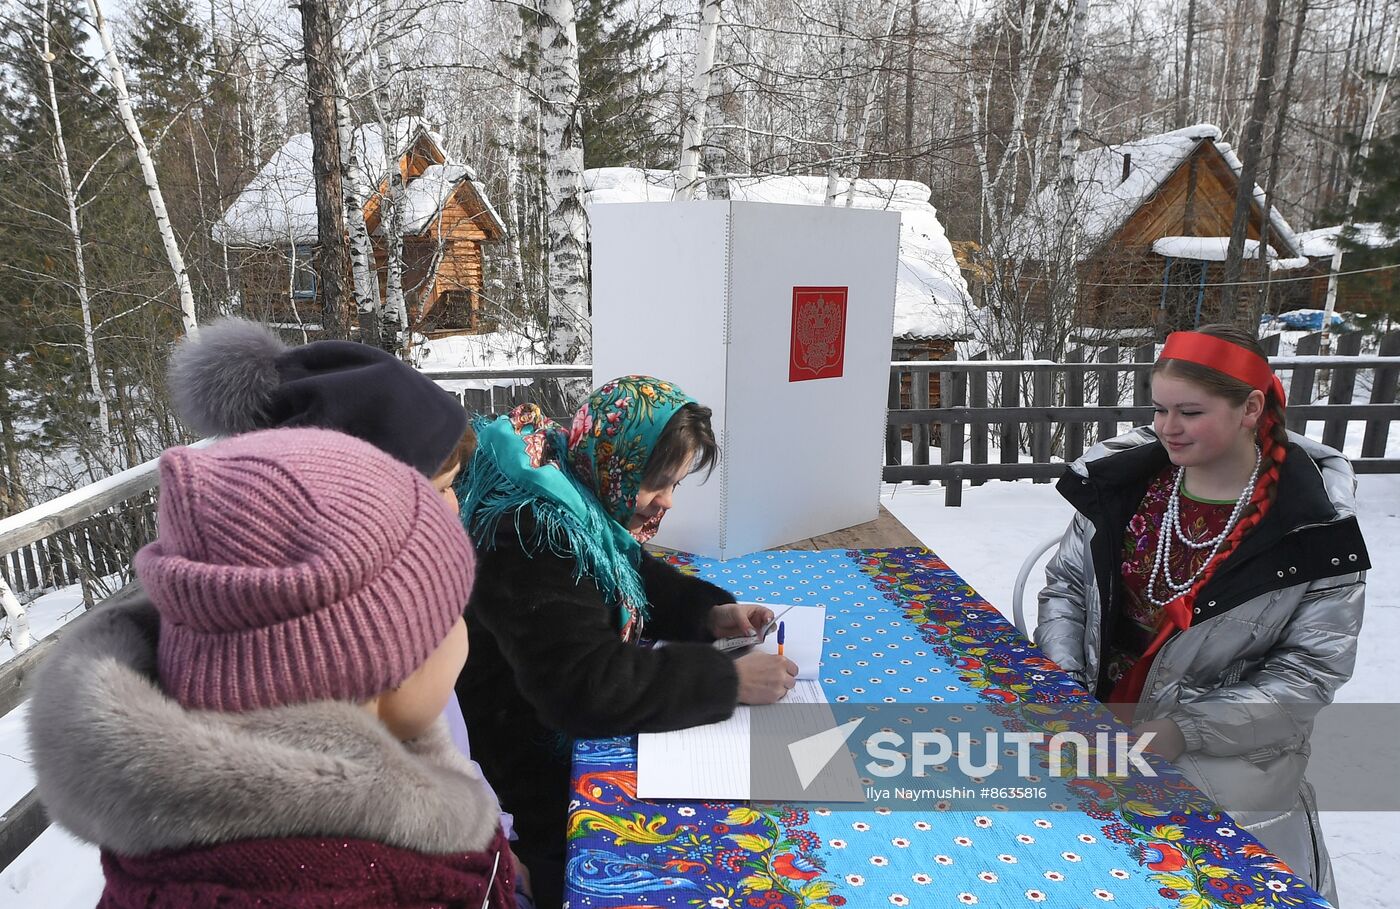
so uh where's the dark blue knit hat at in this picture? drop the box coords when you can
[168,318,468,478]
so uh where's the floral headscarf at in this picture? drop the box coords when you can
[567,376,694,542]
[457,376,698,639]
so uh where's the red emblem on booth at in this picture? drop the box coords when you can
[789,286,848,382]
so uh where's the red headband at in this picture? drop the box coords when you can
[1159,332,1286,404]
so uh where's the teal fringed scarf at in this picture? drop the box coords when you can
[457,377,696,639]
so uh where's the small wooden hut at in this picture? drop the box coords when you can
[214,118,505,337]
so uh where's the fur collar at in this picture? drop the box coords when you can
[28,596,501,857]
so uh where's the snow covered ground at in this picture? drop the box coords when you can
[2,473,1396,907]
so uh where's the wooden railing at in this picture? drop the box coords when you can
[886,331,1400,505]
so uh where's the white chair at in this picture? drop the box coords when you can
[1012,533,1062,639]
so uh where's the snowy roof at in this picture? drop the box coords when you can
[582,168,973,339]
[410,328,542,391]
[1011,124,1300,261]
[1151,236,1311,272]
[1296,222,1398,258]
[215,119,504,245]
[1151,236,1278,261]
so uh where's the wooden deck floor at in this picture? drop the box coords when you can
[774,505,924,551]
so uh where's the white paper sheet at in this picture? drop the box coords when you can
[712,604,826,680]
[636,680,829,800]
[747,605,825,680]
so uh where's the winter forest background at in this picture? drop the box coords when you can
[3,0,1399,515]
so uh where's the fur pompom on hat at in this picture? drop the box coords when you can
[135,427,476,712]
[168,318,468,478]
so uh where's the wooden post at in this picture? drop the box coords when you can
[886,370,902,468]
[1065,347,1085,463]
[969,353,989,487]
[1000,367,1020,465]
[912,366,930,486]
[1133,343,1154,407]
[1286,332,1322,433]
[1032,354,1053,482]
[1096,344,1120,443]
[1361,332,1400,458]
[1322,332,1363,451]
[942,367,967,506]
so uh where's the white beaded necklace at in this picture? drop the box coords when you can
[1145,446,1261,608]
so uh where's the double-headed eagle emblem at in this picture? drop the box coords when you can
[794,295,843,372]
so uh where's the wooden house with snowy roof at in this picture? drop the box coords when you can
[1009,124,1307,335]
[214,119,505,336]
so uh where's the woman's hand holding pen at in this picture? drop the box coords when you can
[734,651,798,704]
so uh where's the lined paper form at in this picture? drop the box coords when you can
[637,680,838,800]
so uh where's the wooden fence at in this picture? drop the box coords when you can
[886,331,1400,505]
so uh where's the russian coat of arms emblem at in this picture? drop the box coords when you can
[789,286,848,382]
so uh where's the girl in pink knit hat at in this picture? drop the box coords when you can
[27,428,523,908]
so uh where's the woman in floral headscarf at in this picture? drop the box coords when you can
[454,376,797,908]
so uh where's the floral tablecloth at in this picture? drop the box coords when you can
[564,548,1328,909]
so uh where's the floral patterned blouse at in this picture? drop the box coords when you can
[1104,467,1236,689]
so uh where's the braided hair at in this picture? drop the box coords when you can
[1153,324,1289,578]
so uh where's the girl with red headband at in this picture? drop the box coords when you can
[1037,324,1369,902]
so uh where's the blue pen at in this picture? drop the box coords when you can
[777,621,786,657]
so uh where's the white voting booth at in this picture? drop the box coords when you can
[590,201,901,559]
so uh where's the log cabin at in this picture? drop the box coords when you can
[214,118,505,339]
[1007,124,1307,336]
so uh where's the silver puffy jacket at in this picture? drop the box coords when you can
[1036,428,1367,905]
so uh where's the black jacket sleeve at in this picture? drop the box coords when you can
[469,529,740,739]
[637,551,737,642]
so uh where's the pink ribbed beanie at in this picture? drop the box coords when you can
[135,427,475,712]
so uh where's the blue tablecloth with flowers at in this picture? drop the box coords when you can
[564,548,1328,909]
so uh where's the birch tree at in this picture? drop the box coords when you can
[538,0,590,364]
[825,9,853,206]
[332,0,381,348]
[37,0,113,461]
[675,0,723,200]
[87,0,198,334]
[1321,20,1400,339]
[842,0,901,207]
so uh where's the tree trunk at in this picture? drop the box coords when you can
[43,0,113,463]
[1056,0,1089,330]
[1176,0,1196,128]
[296,0,352,338]
[87,0,198,335]
[1258,0,1309,314]
[0,382,26,515]
[506,14,529,294]
[332,3,381,348]
[1322,23,1400,339]
[378,117,410,352]
[825,8,852,206]
[902,0,918,180]
[1219,0,1282,322]
[675,0,723,200]
[539,0,590,364]
[843,0,901,207]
